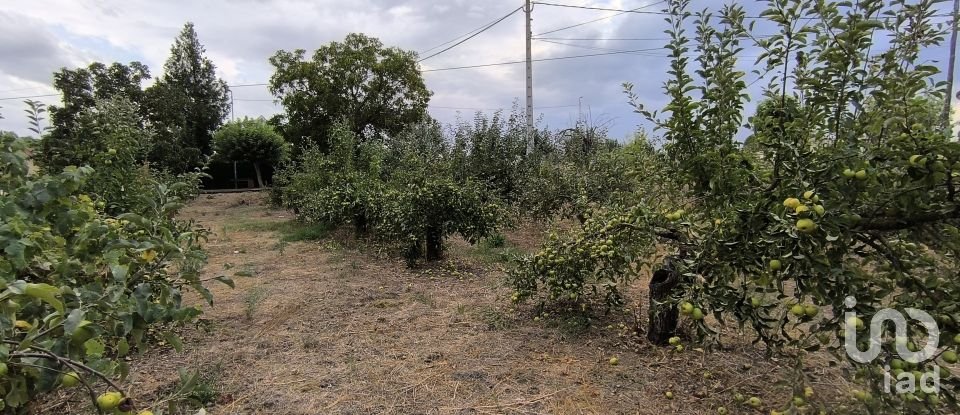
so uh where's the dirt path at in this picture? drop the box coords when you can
[52,193,831,415]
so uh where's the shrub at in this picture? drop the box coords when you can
[0,134,230,412]
[212,118,289,187]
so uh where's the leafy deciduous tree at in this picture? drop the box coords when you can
[40,62,150,172]
[212,118,289,187]
[268,33,431,150]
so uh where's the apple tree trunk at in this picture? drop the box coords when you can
[647,258,680,345]
[425,225,443,261]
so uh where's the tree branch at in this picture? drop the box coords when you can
[857,208,960,231]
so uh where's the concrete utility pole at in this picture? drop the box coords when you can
[524,0,534,154]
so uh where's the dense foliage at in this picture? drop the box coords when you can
[0,132,229,413]
[41,62,151,173]
[41,22,229,176]
[146,22,231,174]
[512,0,960,413]
[212,118,289,187]
[276,121,503,264]
[268,33,431,150]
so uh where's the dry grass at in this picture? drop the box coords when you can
[42,193,851,415]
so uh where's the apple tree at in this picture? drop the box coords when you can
[375,121,504,263]
[511,0,960,412]
[0,133,231,413]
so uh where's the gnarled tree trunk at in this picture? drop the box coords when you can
[425,225,443,261]
[647,258,681,345]
[352,210,368,236]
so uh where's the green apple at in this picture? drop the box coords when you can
[796,219,817,234]
[60,371,80,388]
[691,308,704,321]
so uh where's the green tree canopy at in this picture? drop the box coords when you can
[213,118,289,187]
[268,33,432,150]
[146,22,230,173]
[40,62,151,172]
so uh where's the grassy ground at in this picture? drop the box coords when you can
[42,193,852,414]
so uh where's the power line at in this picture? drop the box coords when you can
[535,2,956,20]
[0,83,266,102]
[538,39,669,56]
[433,104,578,110]
[533,34,775,41]
[419,5,526,55]
[0,86,50,94]
[534,36,670,41]
[533,0,667,37]
[230,83,269,88]
[419,6,524,62]
[534,2,668,16]
[538,39,763,58]
[422,47,665,72]
[0,93,59,102]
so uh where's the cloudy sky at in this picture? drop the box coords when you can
[1,0,957,140]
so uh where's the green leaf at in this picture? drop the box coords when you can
[83,338,105,357]
[163,331,184,353]
[117,338,130,357]
[3,242,26,268]
[18,282,64,314]
[214,276,235,288]
[110,264,129,283]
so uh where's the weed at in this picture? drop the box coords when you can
[471,238,523,264]
[244,286,269,320]
[478,306,513,331]
[273,239,288,255]
[486,233,506,248]
[411,292,436,308]
[167,362,223,410]
[228,219,332,242]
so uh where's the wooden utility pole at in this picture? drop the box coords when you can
[942,0,959,132]
[524,0,534,154]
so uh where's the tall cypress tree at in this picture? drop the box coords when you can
[146,22,230,173]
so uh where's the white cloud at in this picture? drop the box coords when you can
[2,1,954,139]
